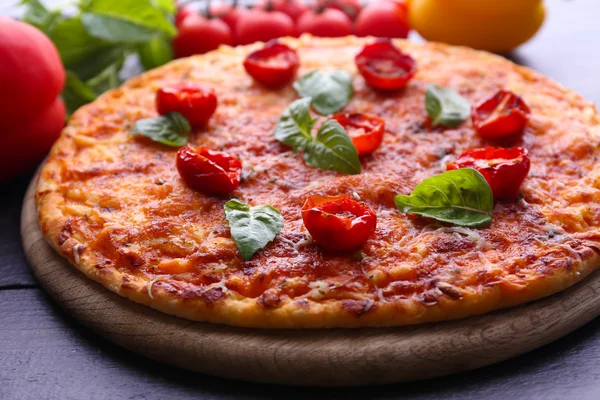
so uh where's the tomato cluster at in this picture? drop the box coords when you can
[173,0,410,58]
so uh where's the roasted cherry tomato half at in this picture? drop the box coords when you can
[156,84,217,126]
[472,90,531,139]
[176,146,242,195]
[243,40,299,88]
[447,147,530,200]
[302,195,377,252]
[332,113,385,156]
[355,39,416,91]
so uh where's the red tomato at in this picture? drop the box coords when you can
[1,97,65,181]
[389,0,408,13]
[0,17,65,122]
[472,90,532,139]
[355,39,416,90]
[176,146,242,195]
[243,41,300,88]
[355,1,410,39]
[209,1,248,44]
[235,9,295,45]
[318,0,363,20]
[156,84,217,126]
[175,4,196,27]
[302,195,377,252]
[173,13,232,57]
[332,113,385,156]
[254,0,309,22]
[447,147,531,200]
[296,8,353,38]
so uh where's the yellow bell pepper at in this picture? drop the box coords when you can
[408,0,546,53]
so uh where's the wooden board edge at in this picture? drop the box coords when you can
[21,174,600,386]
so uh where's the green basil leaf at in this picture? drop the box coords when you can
[50,17,128,82]
[137,36,173,70]
[81,13,160,43]
[274,97,317,149]
[82,0,176,43]
[224,200,284,261]
[293,70,353,115]
[130,112,190,147]
[20,0,61,33]
[304,120,361,174]
[62,72,98,115]
[69,45,127,81]
[425,84,471,127]
[85,57,125,94]
[275,98,361,175]
[394,168,493,228]
[150,0,176,14]
[50,17,115,67]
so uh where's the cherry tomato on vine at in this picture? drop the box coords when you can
[318,0,362,20]
[355,0,410,39]
[332,113,385,156]
[447,147,531,200]
[156,84,217,126]
[173,13,232,58]
[209,1,248,44]
[177,146,242,195]
[235,9,295,46]
[355,39,416,90]
[296,8,353,38]
[302,195,377,252]
[175,4,196,27]
[254,0,309,22]
[472,90,531,139]
[244,40,300,87]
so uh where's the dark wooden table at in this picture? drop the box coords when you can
[2,1,600,399]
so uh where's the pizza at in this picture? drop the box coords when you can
[36,36,600,328]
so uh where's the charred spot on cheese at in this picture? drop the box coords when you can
[121,274,140,291]
[258,289,281,309]
[122,251,145,268]
[200,287,226,306]
[428,233,477,254]
[58,218,74,246]
[341,299,376,316]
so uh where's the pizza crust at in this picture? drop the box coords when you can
[37,36,600,328]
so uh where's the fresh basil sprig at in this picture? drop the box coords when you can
[130,112,190,147]
[20,0,177,115]
[81,0,176,43]
[224,200,284,261]
[395,168,494,228]
[275,98,361,175]
[425,84,471,127]
[293,70,353,115]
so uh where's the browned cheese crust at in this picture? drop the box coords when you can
[36,36,600,328]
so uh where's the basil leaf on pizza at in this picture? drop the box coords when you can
[425,84,471,127]
[274,97,317,149]
[224,200,284,261]
[394,168,493,228]
[305,119,361,174]
[130,111,190,147]
[293,70,353,115]
[275,98,361,175]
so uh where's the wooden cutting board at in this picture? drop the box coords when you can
[20,174,600,386]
